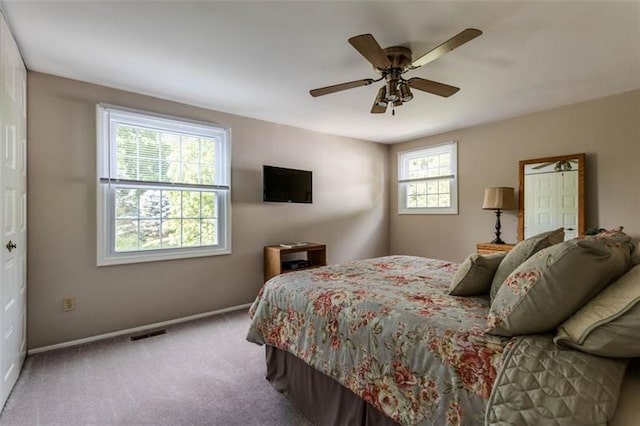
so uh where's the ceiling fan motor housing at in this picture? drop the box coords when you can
[379,46,413,70]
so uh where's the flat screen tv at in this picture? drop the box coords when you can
[263,165,312,203]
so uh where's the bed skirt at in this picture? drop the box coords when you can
[265,345,640,426]
[265,345,398,426]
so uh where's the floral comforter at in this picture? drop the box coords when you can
[247,256,510,425]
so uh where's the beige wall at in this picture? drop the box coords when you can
[390,90,640,262]
[27,72,389,349]
[27,73,640,348]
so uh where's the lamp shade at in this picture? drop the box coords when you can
[482,187,515,210]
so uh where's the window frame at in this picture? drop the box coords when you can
[96,104,231,266]
[397,141,458,215]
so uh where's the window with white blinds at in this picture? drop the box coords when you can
[96,105,231,265]
[397,141,458,214]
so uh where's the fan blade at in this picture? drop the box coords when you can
[411,28,482,69]
[348,34,392,69]
[407,78,460,97]
[532,162,554,169]
[309,79,374,97]
[371,100,386,114]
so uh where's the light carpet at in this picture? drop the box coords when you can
[0,309,313,425]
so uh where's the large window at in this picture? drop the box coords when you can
[97,105,231,265]
[397,141,458,214]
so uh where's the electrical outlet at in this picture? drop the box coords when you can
[63,296,76,312]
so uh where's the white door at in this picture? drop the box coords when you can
[557,170,579,240]
[0,13,26,408]
[525,171,578,240]
[523,174,534,237]
[525,173,556,238]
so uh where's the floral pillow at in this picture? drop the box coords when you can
[487,230,633,336]
[554,264,640,357]
[449,252,506,296]
[489,228,565,300]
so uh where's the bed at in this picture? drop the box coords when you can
[247,254,635,425]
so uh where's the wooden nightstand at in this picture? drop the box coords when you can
[476,242,516,255]
[263,243,327,282]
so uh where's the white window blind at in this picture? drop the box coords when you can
[97,105,231,265]
[397,141,458,214]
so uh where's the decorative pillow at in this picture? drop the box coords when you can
[449,252,506,296]
[595,226,627,240]
[489,228,565,300]
[631,239,640,266]
[487,233,633,336]
[554,264,640,357]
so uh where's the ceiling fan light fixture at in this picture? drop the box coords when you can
[386,80,400,102]
[375,86,388,107]
[399,82,413,102]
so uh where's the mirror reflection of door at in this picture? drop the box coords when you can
[524,161,579,240]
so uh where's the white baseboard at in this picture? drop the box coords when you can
[28,303,252,355]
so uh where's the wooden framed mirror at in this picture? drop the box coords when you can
[518,153,585,241]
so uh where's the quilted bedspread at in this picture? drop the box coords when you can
[247,256,510,425]
[486,334,628,426]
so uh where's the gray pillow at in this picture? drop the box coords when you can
[554,264,640,357]
[631,240,640,265]
[489,228,565,300]
[487,234,633,336]
[449,252,506,296]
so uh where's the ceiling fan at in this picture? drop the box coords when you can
[309,28,482,114]
[532,160,578,172]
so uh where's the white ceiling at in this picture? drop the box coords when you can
[2,1,639,144]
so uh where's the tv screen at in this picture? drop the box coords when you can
[263,165,312,203]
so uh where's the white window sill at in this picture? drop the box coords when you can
[398,208,458,215]
[97,246,231,266]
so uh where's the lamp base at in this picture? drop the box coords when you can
[491,209,505,245]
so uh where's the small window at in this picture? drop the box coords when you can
[397,141,458,214]
[97,105,231,265]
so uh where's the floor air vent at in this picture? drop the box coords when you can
[130,329,167,342]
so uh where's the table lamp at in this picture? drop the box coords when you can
[482,187,515,244]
